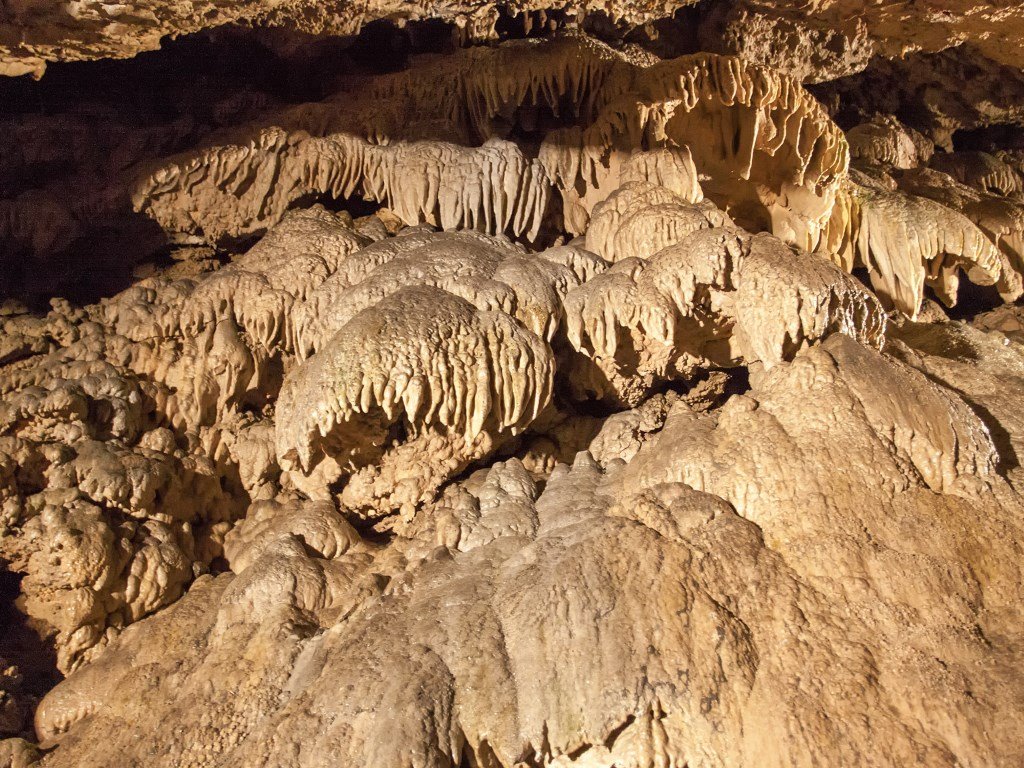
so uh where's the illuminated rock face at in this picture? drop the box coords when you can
[2,9,1024,768]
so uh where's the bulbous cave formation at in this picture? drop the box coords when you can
[3,1,1024,765]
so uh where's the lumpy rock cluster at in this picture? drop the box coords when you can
[2,3,1024,767]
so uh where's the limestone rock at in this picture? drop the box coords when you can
[2,13,1024,768]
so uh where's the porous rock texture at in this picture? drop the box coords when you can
[3,2,1024,766]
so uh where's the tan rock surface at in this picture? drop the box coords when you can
[2,13,1024,768]
[23,332,1024,767]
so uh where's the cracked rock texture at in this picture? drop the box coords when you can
[2,2,1024,767]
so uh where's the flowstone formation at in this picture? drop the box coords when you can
[3,6,1024,768]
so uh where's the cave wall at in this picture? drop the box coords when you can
[2,2,1024,766]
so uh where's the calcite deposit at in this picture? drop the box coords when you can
[2,2,1024,766]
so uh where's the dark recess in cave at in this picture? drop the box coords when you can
[0,563,62,739]
[943,277,1006,321]
[288,192,384,220]
[0,20,472,309]
[953,124,1024,152]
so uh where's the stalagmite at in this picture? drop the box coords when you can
[898,167,1024,292]
[564,213,884,404]
[833,182,1012,316]
[276,284,554,517]
[289,231,574,359]
[847,116,934,171]
[584,181,731,262]
[0,336,245,670]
